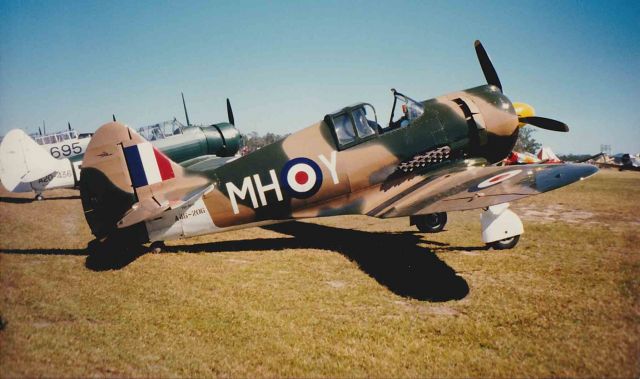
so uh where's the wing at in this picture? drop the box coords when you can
[368,161,598,218]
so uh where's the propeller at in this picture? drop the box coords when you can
[474,40,502,92]
[518,116,569,132]
[68,122,71,131]
[475,40,568,133]
[181,92,191,126]
[226,98,235,125]
[513,102,569,132]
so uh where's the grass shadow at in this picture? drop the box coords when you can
[1,248,87,255]
[84,245,146,271]
[438,246,490,252]
[1,242,146,272]
[2,222,471,300]
[0,195,81,203]
[166,222,469,302]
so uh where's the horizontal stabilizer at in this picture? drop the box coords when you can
[180,155,240,172]
[117,184,213,228]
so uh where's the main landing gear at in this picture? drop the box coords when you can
[411,203,523,250]
[480,203,523,250]
[35,193,44,201]
[410,212,448,233]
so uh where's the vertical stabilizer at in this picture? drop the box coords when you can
[80,121,209,240]
[0,129,61,191]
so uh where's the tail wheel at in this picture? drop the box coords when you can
[411,212,448,233]
[487,235,520,250]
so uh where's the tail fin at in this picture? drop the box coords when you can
[80,121,209,240]
[0,129,60,191]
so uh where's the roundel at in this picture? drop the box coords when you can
[477,169,522,189]
[280,157,323,199]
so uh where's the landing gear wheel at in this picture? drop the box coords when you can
[487,235,520,250]
[412,212,448,233]
[150,241,165,254]
[35,194,44,201]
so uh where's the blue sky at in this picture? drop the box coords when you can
[1,0,638,154]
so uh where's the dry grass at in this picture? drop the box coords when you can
[0,169,638,377]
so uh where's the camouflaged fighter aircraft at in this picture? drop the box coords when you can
[0,96,241,200]
[79,41,598,251]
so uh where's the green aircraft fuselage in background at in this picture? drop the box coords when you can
[151,122,241,164]
[126,95,242,164]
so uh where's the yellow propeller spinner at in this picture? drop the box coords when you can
[513,102,535,128]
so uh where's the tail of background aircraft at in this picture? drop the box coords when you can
[0,129,76,193]
[80,122,211,242]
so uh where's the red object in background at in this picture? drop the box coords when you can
[504,152,519,165]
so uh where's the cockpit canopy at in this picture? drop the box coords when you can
[137,119,186,141]
[324,90,425,150]
[388,89,424,129]
[324,103,379,149]
[33,130,78,145]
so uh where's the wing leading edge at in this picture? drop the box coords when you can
[369,163,598,218]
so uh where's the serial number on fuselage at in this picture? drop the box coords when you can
[37,170,72,183]
[175,207,207,222]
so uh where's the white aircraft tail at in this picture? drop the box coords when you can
[0,129,65,191]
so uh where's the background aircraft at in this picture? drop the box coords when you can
[79,41,597,252]
[30,122,93,160]
[584,152,640,172]
[133,94,242,163]
[0,96,242,200]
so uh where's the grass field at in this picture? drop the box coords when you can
[1,169,639,377]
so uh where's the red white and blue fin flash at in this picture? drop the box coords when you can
[280,157,323,199]
[123,142,175,188]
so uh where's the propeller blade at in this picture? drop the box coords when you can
[68,122,71,131]
[112,114,116,122]
[519,116,569,132]
[226,98,235,125]
[474,40,502,91]
[181,92,191,126]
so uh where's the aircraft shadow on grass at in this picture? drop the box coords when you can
[3,222,471,302]
[0,195,81,203]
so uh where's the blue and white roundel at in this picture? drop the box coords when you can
[280,157,323,199]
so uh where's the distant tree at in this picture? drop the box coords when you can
[240,131,290,154]
[558,154,592,162]
[264,132,278,146]
[513,126,541,153]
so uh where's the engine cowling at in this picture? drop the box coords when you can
[201,122,242,157]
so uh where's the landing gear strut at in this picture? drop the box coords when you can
[411,212,448,233]
[481,203,523,250]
